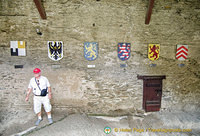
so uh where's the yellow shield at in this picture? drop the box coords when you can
[148,44,160,61]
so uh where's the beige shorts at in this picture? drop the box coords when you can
[33,95,52,114]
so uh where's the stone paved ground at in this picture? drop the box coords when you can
[1,109,199,136]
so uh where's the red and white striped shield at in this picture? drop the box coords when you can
[176,45,188,61]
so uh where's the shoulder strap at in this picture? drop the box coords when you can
[35,78,42,91]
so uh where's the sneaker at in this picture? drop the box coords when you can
[48,118,53,124]
[35,119,42,126]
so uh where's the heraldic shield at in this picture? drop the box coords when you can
[118,43,131,61]
[10,41,26,56]
[176,45,188,61]
[84,42,98,61]
[48,41,63,61]
[148,44,160,61]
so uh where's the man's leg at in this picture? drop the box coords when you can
[46,112,53,124]
[46,112,51,118]
[43,97,53,124]
[37,112,42,120]
[34,96,43,126]
[35,111,43,126]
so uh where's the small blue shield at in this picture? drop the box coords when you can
[84,42,98,61]
[118,43,131,61]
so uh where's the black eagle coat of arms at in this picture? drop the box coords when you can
[48,41,63,61]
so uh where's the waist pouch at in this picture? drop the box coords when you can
[41,88,48,96]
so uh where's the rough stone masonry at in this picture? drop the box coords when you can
[0,0,200,117]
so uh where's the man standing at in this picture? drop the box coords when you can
[25,68,53,126]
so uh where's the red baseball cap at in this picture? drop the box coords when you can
[33,68,41,74]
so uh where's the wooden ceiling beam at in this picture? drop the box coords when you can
[145,0,155,24]
[33,0,47,19]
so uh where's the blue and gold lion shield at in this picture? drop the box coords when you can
[48,41,63,61]
[84,42,98,61]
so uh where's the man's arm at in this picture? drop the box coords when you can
[48,87,52,99]
[25,88,32,101]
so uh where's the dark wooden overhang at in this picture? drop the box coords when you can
[137,75,166,80]
[33,0,47,19]
[145,0,155,24]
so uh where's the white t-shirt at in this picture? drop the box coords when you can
[28,76,50,95]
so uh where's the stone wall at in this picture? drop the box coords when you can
[0,0,200,115]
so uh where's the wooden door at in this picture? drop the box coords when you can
[137,75,166,112]
[143,79,162,112]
